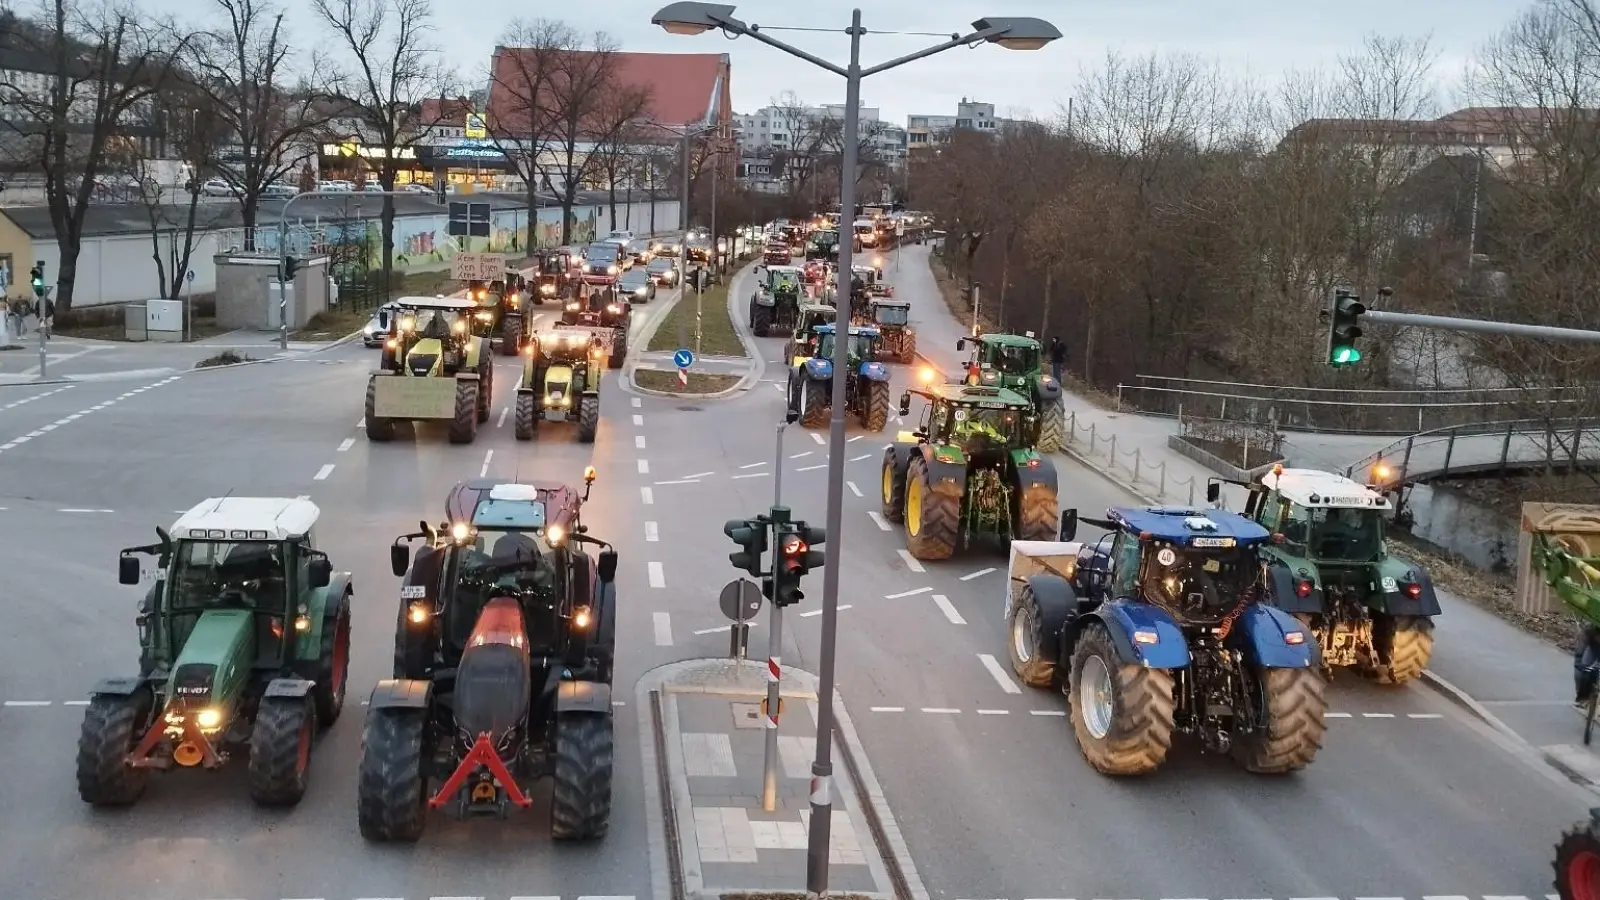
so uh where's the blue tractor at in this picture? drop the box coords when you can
[1003,506,1328,775]
[787,323,891,431]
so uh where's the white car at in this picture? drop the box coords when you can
[362,301,401,347]
[317,180,354,193]
[201,178,233,197]
[404,183,434,194]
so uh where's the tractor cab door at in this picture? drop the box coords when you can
[1108,531,1142,602]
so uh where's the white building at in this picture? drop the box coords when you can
[906,98,1008,155]
[733,101,905,189]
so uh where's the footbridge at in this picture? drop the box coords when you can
[1343,418,1600,490]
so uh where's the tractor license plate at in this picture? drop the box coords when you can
[566,326,614,350]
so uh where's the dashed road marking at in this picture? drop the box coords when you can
[637,459,650,474]
[0,376,178,457]
[681,471,714,480]
[977,709,1009,715]
[885,586,932,599]
[732,472,768,479]
[58,508,114,513]
[799,605,851,617]
[695,622,760,636]
[921,707,960,714]
[497,406,509,428]
[869,706,905,712]
[896,548,925,573]
[644,521,659,542]
[960,567,996,581]
[740,461,766,469]
[653,612,673,646]
[640,487,654,505]
[978,653,1022,694]
[849,453,871,461]
[847,435,863,442]
[867,511,891,531]
[648,561,665,588]
[931,594,966,625]
[635,435,647,449]
[796,463,826,471]
[810,432,825,445]
[654,479,699,485]
[1362,712,1395,718]
[846,480,862,497]
[1,385,74,411]
[337,437,355,452]
[315,464,336,481]
[632,414,644,426]
[790,451,812,459]
[631,397,642,407]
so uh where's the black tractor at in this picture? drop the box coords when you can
[533,250,575,306]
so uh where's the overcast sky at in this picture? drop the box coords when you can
[154,0,1520,124]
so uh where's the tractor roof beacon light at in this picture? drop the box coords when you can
[1327,288,1365,367]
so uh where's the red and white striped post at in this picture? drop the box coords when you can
[760,614,783,811]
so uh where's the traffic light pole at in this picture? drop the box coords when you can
[36,288,47,379]
[1362,309,1600,343]
[761,422,788,812]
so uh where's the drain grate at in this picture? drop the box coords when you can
[676,405,703,412]
[731,702,764,729]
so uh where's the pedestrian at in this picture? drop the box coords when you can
[1049,335,1067,382]
[41,294,54,339]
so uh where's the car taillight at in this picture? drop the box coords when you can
[1295,579,1313,598]
[1403,582,1422,599]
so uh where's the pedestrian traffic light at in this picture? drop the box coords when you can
[723,517,768,578]
[282,256,300,281]
[29,263,44,297]
[1326,289,1364,367]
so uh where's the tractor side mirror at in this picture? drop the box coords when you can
[898,392,911,417]
[598,549,619,583]
[1059,509,1079,542]
[390,543,411,577]
[308,555,332,588]
[118,555,140,585]
[1205,482,1221,503]
[955,337,966,352]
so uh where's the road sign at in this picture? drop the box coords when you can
[678,368,688,387]
[673,348,695,369]
[447,201,491,238]
[719,578,763,621]
[465,112,487,139]
[186,269,196,283]
[450,252,507,281]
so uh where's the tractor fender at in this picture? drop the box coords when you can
[557,679,612,715]
[858,360,890,382]
[1011,452,1058,494]
[296,572,353,661]
[914,444,967,490]
[1376,565,1443,617]
[368,678,432,710]
[1227,605,1318,669]
[88,675,148,697]
[803,357,832,380]
[885,441,917,482]
[1034,374,1062,402]
[1023,573,1077,665]
[1265,562,1323,614]
[263,677,316,699]
[454,371,481,382]
[1068,600,1191,669]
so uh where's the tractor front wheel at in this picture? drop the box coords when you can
[576,394,599,443]
[801,377,828,428]
[900,329,918,364]
[1037,394,1067,453]
[862,379,890,431]
[1367,614,1434,684]
[608,330,627,370]
[499,314,520,356]
[311,599,351,726]
[248,694,317,806]
[1016,482,1059,542]
[514,392,537,441]
[76,691,152,806]
[904,456,960,561]
[1006,584,1056,687]
[1232,666,1327,774]
[364,377,394,442]
[1556,817,1600,900]
[448,381,479,444]
[550,712,614,840]
[476,364,493,424]
[880,449,905,523]
[751,303,773,337]
[357,707,428,842]
[1068,621,1175,775]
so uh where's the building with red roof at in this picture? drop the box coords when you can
[487,49,732,137]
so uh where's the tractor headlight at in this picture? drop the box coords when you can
[450,522,472,543]
[566,301,579,311]
[408,601,430,624]
[541,284,555,294]
[607,304,621,314]
[508,294,520,308]
[385,338,399,350]
[452,320,467,334]
[399,316,415,332]
[475,311,492,321]
[294,615,311,632]
[572,605,591,629]
[195,708,222,729]
[547,524,565,545]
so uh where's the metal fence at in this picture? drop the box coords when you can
[1343,417,1600,488]
[1179,415,1285,468]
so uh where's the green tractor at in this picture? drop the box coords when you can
[750,264,803,336]
[493,270,534,356]
[1206,466,1440,683]
[366,297,492,444]
[514,327,603,443]
[867,298,915,363]
[880,382,1059,560]
[956,332,1067,452]
[783,303,836,367]
[806,228,839,261]
[787,323,892,431]
[78,498,353,807]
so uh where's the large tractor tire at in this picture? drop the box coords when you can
[801,377,829,428]
[1068,621,1175,775]
[1006,583,1056,687]
[76,691,152,806]
[476,362,493,423]
[448,381,479,444]
[751,303,773,337]
[358,707,429,842]
[1365,614,1434,685]
[1555,817,1600,900]
[880,449,905,523]
[1037,394,1067,453]
[576,394,599,444]
[904,456,960,561]
[364,378,395,442]
[1016,482,1059,542]
[900,329,917,364]
[514,391,537,441]
[550,712,615,840]
[608,329,627,370]
[862,379,890,431]
[247,694,317,806]
[499,314,520,356]
[310,598,352,726]
[1232,666,1327,774]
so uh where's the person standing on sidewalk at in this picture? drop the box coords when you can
[1049,335,1067,382]
[40,294,53,339]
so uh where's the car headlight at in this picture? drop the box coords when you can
[607,265,618,275]
[634,287,647,296]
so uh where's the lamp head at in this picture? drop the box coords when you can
[652,1,738,35]
[971,16,1061,50]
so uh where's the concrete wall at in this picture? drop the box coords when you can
[1403,483,1520,574]
[213,254,330,330]
[0,208,36,305]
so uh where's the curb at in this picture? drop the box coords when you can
[0,330,363,388]
[1418,669,1600,792]
[621,259,765,400]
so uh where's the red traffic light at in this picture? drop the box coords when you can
[782,536,806,556]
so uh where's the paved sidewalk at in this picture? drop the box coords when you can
[887,242,1600,790]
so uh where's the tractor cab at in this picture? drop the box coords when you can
[380,297,478,376]
[533,250,573,304]
[896,382,1034,462]
[955,331,1066,451]
[561,284,628,329]
[812,322,880,365]
[749,265,804,336]
[786,304,836,366]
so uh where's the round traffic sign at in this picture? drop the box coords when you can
[718,579,763,621]
[186,269,196,283]
[674,348,695,369]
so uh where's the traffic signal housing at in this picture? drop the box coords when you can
[771,521,826,607]
[29,264,44,297]
[723,517,768,578]
[282,256,300,281]
[1326,289,1365,367]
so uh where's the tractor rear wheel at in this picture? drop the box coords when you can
[801,378,828,428]
[358,707,428,842]
[751,303,773,337]
[1037,394,1067,453]
[904,456,959,561]
[499,314,520,356]
[1068,621,1175,775]
[514,391,537,441]
[476,363,493,423]
[1555,817,1600,900]
[1367,615,1434,685]
[1233,666,1327,774]
[901,329,917,364]
[76,691,152,806]
[550,712,614,840]
[880,449,905,523]
[1016,482,1058,542]
[608,329,627,370]
[248,694,317,806]
[1006,584,1056,687]
[364,377,394,442]
[448,381,479,444]
[311,599,351,726]
[862,379,889,431]
[576,394,599,443]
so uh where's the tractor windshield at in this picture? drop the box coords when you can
[539,255,566,275]
[816,332,875,361]
[1140,544,1262,618]
[403,309,459,339]
[991,344,1038,375]
[941,404,1024,452]
[1284,504,1385,562]
[170,540,288,611]
[874,305,909,326]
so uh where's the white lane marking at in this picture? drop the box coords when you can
[790,451,812,459]
[314,464,336,481]
[3,700,51,707]
[681,471,714,480]
[977,709,1009,715]
[810,431,825,445]
[740,461,766,469]
[1407,713,1443,719]
[978,653,1022,694]
[931,594,967,625]
[796,464,826,471]
[632,414,644,426]
[847,435,863,442]
[869,706,905,712]
[635,435,647,449]
[648,561,666,588]
[63,699,88,706]
[846,481,862,497]
[1362,712,1396,718]
[59,508,113,513]
[1029,709,1067,717]
[653,612,673,646]
[694,622,761,635]
[1325,712,1353,718]
[640,487,654,505]
[644,521,659,542]
[960,567,996,581]
[479,450,494,477]
[638,459,650,474]
[511,896,561,900]
[885,586,932,599]
[732,472,769,479]
[849,453,871,461]
[337,437,355,452]
[496,406,509,428]
[356,417,365,427]
[799,605,852,617]
[867,511,891,531]
[654,479,698,485]
[631,397,641,408]
[921,707,960,714]
[896,549,925,573]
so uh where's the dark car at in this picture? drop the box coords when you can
[581,241,625,283]
[617,267,656,304]
[646,256,679,286]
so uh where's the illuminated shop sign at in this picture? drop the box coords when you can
[321,141,417,160]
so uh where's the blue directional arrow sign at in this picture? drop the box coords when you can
[673,348,695,369]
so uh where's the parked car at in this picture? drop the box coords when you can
[201,177,233,197]
[362,301,401,347]
[317,180,354,193]
[647,256,679,286]
[617,267,656,304]
[404,183,434,194]
[362,182,386,193]
[260,182,295,199]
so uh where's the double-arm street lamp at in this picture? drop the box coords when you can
[650,4,1060,896]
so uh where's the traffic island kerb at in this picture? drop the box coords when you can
[623,260,767,399]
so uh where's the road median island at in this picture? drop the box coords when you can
[633,369,740,394]
[646,280,747,358]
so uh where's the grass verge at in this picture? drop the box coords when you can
[645,281,747,357]
[633,369,740,394]
[293,307,371,341]
[56,315,232,342]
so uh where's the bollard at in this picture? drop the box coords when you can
[1187,481,1196,506]
[1108,435,1117,469]
[1132,448,1141,483]
[1089,423,1096,448]
[1068,411,1077,442]
[1158,463,1166,498]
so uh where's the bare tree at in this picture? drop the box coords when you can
[191,0,326,249]
[487,18,576,226]
[542,30,626,244]
[312,0,452,292]
[582,81,651,232]
[0,0,194,313]
[133,80,231,297]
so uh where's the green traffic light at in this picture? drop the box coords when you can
[1331,346,1362,365]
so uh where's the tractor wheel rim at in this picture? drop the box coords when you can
[907,475,922,536]
[881,465,893,505]
[1571,850,1600,900]
[1079,655,1114,740]
[331,613,349,703]
[1011,605,1035,664]
[296,711,312,773]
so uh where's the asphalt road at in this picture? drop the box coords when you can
[0,246,1587,900]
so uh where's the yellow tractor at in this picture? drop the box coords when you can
[513,327,603,443]
[365,297,492,444]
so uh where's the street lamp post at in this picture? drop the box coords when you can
[650,4,1060,896]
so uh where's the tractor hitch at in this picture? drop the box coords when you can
[428,732,532,811]
[127,714,224,770]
